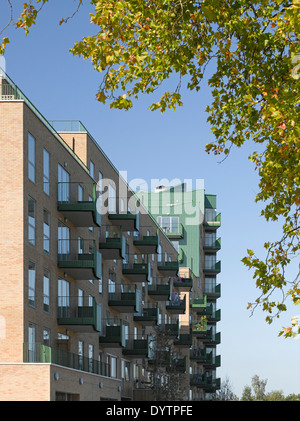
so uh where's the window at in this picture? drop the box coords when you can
[157,216,179,234]
[43,328,50,346]
[158,244,162,263]
[78,237,84,254]
[28,323,36,362]
[28,196,35,246]
[122,360,130,381]
[28,261,36,307]
[78,289,84,307]
[89,195,93,231]
[107,354,117,378]
[98,171,103,193]
[58,164,70,202]
[28,133,35,182]
[171,241,179,252]
[205,232,216,247]
[58,279,70,316]
[43,209,50,253]
[78,184,83,202]
[43,149,50,195]
[108,184,116,213]
[43,269,50,313]
[58,221,70,254]
[78,341,84,371]
[88,344,94,373]
[90,160,95,179]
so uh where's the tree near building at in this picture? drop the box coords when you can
[147,325,187,401]
[1,0,300,334]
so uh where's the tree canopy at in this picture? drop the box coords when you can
[1,0,300,335]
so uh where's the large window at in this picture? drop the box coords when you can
[43,209,50,253]
[28,261,36,307]
[43,149,50,195]
[107,354,117,378]
[108,184,116,213]
[28,133,35,182]
[58,279,70,313]
[90,160,95,180]
[43,269,50,313]
[28,323,36,362]
[28,196,36,246]
[157,216,179,234]
[58,221,70,254]
[58,164,70,202]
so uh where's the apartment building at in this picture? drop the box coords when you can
[0,69,190,401]
[0,68,221,401]
[137,183,221,401]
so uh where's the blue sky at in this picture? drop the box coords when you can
[1,1,299,398]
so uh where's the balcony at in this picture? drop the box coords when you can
[202,352,221,369]
[202,330,221,347]
[122,335,150,357]
[190,295,207,310]
[122,255,151,282]
[173,276,193,291]
[190,374,221,391]
[161,223,184,239]
[203,238,221,253]
[203,212,221,230]
[57,239,102,279]
[57,182,101,227]
[166,294,186,314]
[164,320,180,338]
[133,228,159,254]
[174,333,193,348]
[158,259,179,277]
[57,296,102,332]
[108,208,140,232]
[190,348,206,363]
[98,225,126,260]
[205,284,221,300]
[148,277,172,301]
[23,342,111,377]
[134,304,159,326]
[99,322,126,348]
[203,261,221,275]
[108,285,141,313]
[191,320,208,336]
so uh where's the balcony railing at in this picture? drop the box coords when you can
[166,294,186,314]
[133,227,159,254]
[99,320,126,348]
[173,276,193,290]
[108,284,141,313]
[148,277,172,300]
[160,223,184,239]
[57,239,102,279]
[157,259,179,277]
[122,334,150,357]
[203,261,221,274]
[203,238,221,252]
[99,225,126,260]
[205,284,221,300]
[204,212,221,229]
[190,374,221,391]
[57,296,102,332]
[23,342,111,377]
[122,255,152,282]
[57,182,101,227]
[134,302,159,325]
[107,196,140,232]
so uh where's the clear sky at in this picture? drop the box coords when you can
[1,1,299,399]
